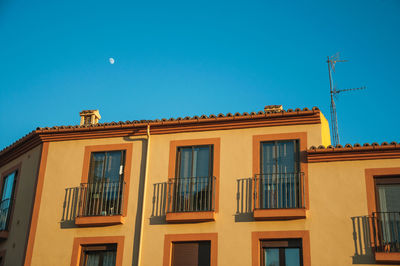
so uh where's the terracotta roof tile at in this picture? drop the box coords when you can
[308,141,399,151]
[1,106,322,156]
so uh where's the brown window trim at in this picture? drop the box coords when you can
[252,133,308,220]
[365,168,400,264]
[166,138,220,223]
[76,144,133,226]
[0,162,22,239]
[252,231,310,266]
[70,236,124,266]
[163,233,218,266]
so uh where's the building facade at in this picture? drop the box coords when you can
[0,107,399,266]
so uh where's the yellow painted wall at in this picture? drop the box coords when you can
[308,159,400,266]
[0,144,42,266]
[25,117,398,266]
[319,112,331,147]
[29,137,147,266]
[140,124,332,266]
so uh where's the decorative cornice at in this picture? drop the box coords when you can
[307,142,400,162]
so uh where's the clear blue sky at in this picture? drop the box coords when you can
[1,0,399,150]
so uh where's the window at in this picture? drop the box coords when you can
[172,145,214,212]
[373,176,400,253]
[80,150,125,217]
[80,244,117,266]
[171,241,211,266]
[252,133,307,220]
[258,140,301,209]
[261,239,302,266]
[70,236,124,266]
[0,170,17,231]
[163,233,217,266]
[252,231,310,266]
[74,144,132,226]
[166,138,220,223]
[365,168,400,263]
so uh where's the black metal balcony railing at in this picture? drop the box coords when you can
[372,212,400,253]
[78,181,125,217]
[61,180,125,222]
[236,172,305,214]
[254,172,305,209]
[351,215,374,261]
[0,199,11,231]
[351,212,400,259]
[167,176,215,213]
[151,182,167,218]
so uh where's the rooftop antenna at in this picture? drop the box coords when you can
[327,53,365,146]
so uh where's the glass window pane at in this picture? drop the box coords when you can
[104,151,122,183]
[89,153,106,182]
[103,250,117,266]
[0,171,15,230]
[193,146,210,178]
[377,184,400,212]
[285,248,301,266]
[178,147,193,178]
[1,172,15,201]
[84,252,100,266]
[261,142,276,174]
[264,248,279,266]
[276,141,295,173]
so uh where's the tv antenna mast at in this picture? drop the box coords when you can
[327,53,365,146]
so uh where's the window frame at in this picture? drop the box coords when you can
[166,138,220,223]
[260,239,303,266]
[0,163,21,238]
[252,133,308,220]
[70,236,124,266]
[163,233,218,266]
[252,231,310,266]
[76,144,132,226]
[365,168,400,263]
[171,240,211,266]
[175,145,214,179]
[80,243,117,266]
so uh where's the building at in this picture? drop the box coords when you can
[0,106,399,266]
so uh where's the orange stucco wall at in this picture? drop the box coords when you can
[140,124,331,266]
[28,137,146,266]
[0,144,42,266]
[21,117,399,266]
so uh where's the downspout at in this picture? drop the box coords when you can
[137,124,150,266]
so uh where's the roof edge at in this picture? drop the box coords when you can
[0,108,321,164]
[307,142,400,162]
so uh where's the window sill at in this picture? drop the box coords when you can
[253,208,306,220]
[75,215,125,226]
[375,252,400,264]
[166,211,215,223]
[0,231,8,240]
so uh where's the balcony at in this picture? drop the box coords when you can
[352,212,400,264]
[236,172,306,221]
[62,180,125,226]
[151,176,216,223]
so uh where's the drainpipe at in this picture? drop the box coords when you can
[137,124,150,266]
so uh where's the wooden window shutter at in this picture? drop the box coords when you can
[171,241,211,266]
